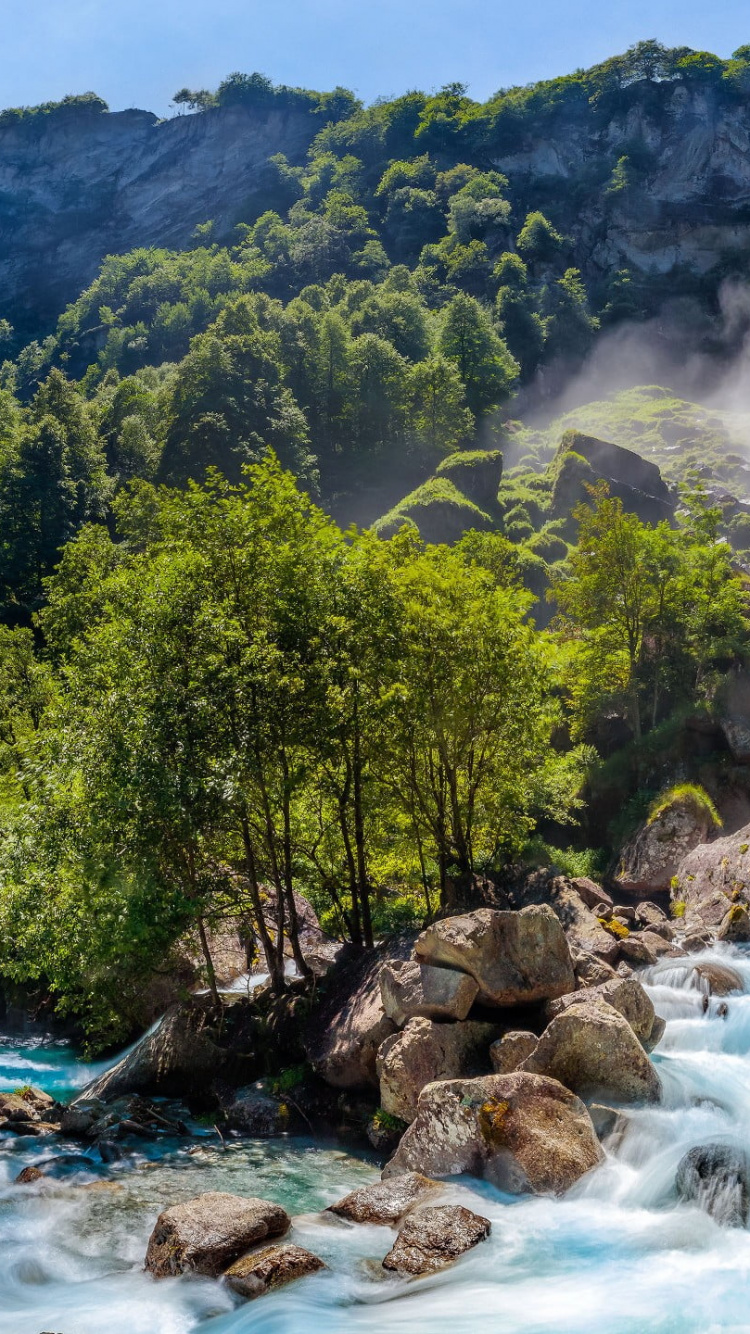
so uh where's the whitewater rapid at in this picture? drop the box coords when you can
[2,947,750,1333]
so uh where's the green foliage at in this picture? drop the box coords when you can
[648,783,722,828]
[552,482,749,741]
[523,835,605,879]
[0,457,585,1042]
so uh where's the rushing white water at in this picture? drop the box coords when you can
[3,947,750,1334]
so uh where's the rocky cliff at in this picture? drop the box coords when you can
[0,104,317,335]
[494,81,750,288]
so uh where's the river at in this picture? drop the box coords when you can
[1,946,750,1334]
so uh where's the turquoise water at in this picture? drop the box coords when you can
[2,949,750,1333]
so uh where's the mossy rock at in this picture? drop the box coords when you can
[435,449,503,509]
[548,430,673,528]
[374,477,494,545]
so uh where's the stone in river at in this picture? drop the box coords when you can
[382,1204,491,1275]
[145,1192,290,1277]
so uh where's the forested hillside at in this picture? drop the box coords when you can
[0,43,750,1042]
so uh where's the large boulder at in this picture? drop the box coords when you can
[520,998,661,1104]
[145,1192,290,1277]
[673,823,750,931]
[382,1204,491,1276]
[550,432,674,529]
[327,1172,442,1224]
[415,905,574,1007]
[380,961,479,1027]
[224,1244,325,1299]
[545,976,660,1050]
[718,904,750,943]
[509,872,619,965]
[76,1000,225,1103]
[305,944,413,1089]
[383,1072,603,1195]
[694,962,744,996]
[676,1144,749,1227]
[223,1082,290,1137]
[377,1017,498,1123]
[617,802,713,897]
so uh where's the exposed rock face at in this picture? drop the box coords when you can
[673,823,750,931]
[545,976,659,1050]
[569,877,614,911]
[145,1192,290,1277]
[434,451,504,509]
[382,1204,491,1276]
[380,961,479,1027]
[520,998,662,1104]
[572,949,619,987]
[76,1000,224,1103]
[617,804,712,896]
[377,1018,498,1123]
[384,1072,603,1194]
[305,944,413,1089]
[327,1172,442,1224]
[676,1144,749,1227]
[618,935,658,966]
[0,105,318,334]
[415,905,574,1007]
[490,1031,538,1074]
[224,1244,325,1299]
[0,1093,38,1123]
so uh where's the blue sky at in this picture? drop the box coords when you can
[3,0,750,114]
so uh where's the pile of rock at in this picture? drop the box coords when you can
[303,892,669,1191]
[144,1173,492,1301]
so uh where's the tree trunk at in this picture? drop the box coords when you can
[239,812,285,993]
[352,690,373,949]
[197,915,221,1009]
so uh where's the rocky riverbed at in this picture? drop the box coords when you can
[3,843,750,1333]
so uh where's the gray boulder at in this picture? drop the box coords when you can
[377,1017,498,1123]
[671,824,750,931]
[415,905,574,1007]
[327,1171,442,1224]
[545,976,660,1050]
[223,1082,289,1137]
[694,962,744,996]
[305,946,408,1089]
[145,1192,290,1277]
[76,1000,224,1103]
[384,1071,603,1195]
[382,1204,491,1275]
[676,1144,749,1227]
[224,1244,325,1299]
[635,901,673,938]
[380,961,479,1027]
[520,997,661,1104]
[617,802,713,896]
[718,904,750,943]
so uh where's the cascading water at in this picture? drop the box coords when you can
[2,946,750,1334]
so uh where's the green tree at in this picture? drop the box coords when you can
[438,292,518,416]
